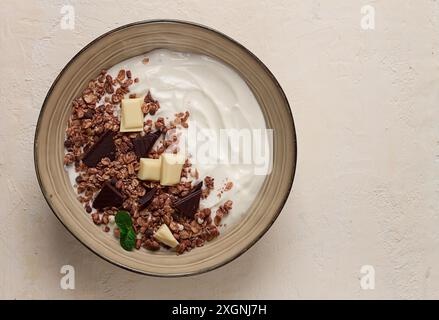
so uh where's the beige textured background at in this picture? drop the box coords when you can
[1,0,439,299]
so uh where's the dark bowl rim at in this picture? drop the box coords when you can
[33,19,298,277]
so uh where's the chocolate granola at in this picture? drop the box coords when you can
[64,67,232,254]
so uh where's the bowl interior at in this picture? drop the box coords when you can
[34,20,296,276]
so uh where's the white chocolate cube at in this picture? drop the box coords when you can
[137,158,161,181]
[120,98,144,132]
[160,153,185,186]
[154,224,179,248]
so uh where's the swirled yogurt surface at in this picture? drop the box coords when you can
[67,49,268,230]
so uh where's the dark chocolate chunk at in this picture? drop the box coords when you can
[132,138,146,159]
[192,181,203,192]
[138,187,157,210]
[133,131,162,158]
[82,131,116,167]
[92,181,124,209]
[173,186,202,218]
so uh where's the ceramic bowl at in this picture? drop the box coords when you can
[34,20,297,276]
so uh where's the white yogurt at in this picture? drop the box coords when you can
[66,49,268,231]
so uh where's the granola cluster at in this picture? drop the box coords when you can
[64,68,233,254]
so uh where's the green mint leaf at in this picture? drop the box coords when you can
[115,211,136,251]
[120,228,136,251]
[119,224,127,238]
[115,211,132,229]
